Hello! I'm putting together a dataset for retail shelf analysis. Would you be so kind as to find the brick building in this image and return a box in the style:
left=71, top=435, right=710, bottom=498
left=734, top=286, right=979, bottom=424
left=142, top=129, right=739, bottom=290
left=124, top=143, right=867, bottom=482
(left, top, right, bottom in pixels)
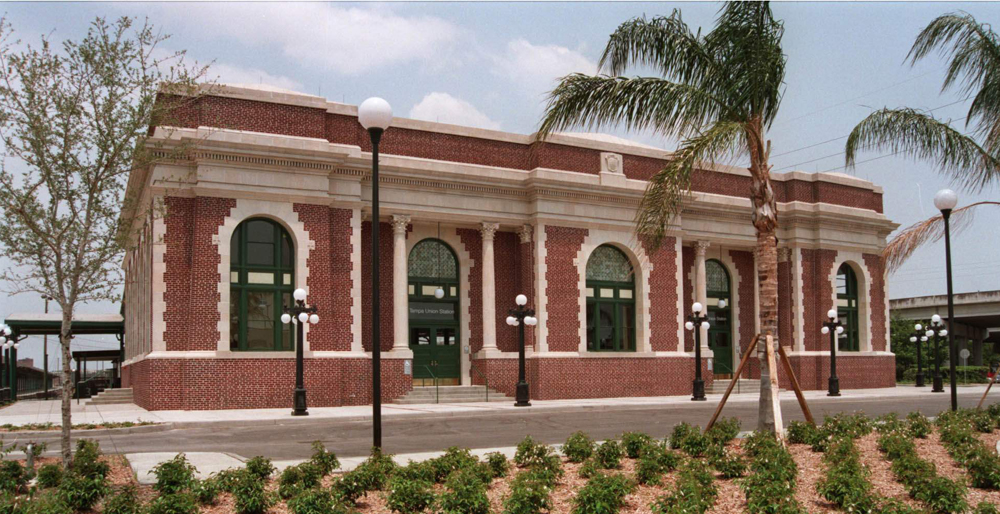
left=120, top=84, right=898, bottom=410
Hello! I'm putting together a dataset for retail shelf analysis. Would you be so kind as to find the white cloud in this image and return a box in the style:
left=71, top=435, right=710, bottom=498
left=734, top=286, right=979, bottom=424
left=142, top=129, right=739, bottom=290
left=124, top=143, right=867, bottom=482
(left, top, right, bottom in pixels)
left=207, top=62, right=304, bottom=93
left=491, top=39, right=597, bottom=98
left=160, top=4, right=460, bottom=76
left=408, top=93, right=501, bottom=131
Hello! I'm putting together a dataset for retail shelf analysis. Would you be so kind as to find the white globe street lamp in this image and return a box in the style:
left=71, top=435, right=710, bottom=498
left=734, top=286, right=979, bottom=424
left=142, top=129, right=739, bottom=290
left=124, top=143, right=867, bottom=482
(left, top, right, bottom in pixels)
left=935, top=188, right=960, bottom=410
left=687, top=302, right=709, bottom=401
left=281, top=287, right=318, bottom=416
left=822, top=307, right=842, bottom=396
left=508, top=294, right=535, bottom=407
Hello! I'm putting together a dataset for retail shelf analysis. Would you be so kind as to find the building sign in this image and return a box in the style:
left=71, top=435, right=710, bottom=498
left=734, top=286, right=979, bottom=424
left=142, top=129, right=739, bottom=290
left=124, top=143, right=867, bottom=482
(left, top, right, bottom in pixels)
left=410, top=302, right=457, bottom=321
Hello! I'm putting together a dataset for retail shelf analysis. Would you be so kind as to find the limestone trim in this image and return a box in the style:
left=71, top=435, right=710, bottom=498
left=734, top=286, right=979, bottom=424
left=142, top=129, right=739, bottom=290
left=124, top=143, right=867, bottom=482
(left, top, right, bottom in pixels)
left=350, top=209, right=363, bottom=352
left=215, top=198, right=312, bottom=353
left=480, top=222, right=500, bottom=353
left=792, top=247, right=806, bottom=352
left=828, top=250, right=874, bottom=353
left=406, top=223, right=473, bottom=386
left=693, top=241, right=710, bottom=349
left=674, top=237, right=685, bottom=352
left=576, top=231, right=652, bottom=354
left=392, top=214, right=412, bottom=352
left=518, top=224, right=533, bottom=244
left=151, top=207, right=167, bottom=353
left=535, top=223, right=549, bottom=353
left=785, top=350, right=895, bottom=358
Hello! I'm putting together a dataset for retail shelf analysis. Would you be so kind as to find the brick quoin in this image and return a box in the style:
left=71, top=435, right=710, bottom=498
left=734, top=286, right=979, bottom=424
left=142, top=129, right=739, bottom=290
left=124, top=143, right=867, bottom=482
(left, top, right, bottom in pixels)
left=544, top=226, right=588, bottom=352
left=801, top=249, right=838, bottom=352
left=778, top=256, right=793, bottom=347
left=457, top=228, right=484, bottom=353
left=682, top=246, right=694, bottom=352
left=518, top=233, right=536, bottom=350
left=644, top=237, right=679, bottom=352
left=361, top=221, right=394, bottom=352
left=864, top=254, right=888, bottom=352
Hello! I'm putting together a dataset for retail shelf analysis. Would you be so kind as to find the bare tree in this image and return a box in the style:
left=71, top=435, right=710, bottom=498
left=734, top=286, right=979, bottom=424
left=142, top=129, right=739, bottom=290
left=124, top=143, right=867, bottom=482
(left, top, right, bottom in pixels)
left=0, top=16, right=207, bottom=466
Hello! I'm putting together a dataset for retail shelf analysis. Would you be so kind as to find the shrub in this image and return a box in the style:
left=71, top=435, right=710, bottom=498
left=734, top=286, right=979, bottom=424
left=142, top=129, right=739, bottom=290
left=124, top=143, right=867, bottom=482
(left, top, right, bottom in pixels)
left=288, top=488, right=350, bottom=514
left=430, top=447, right=479, bottom=483
left=385, top=476, right=435, bottom=513
left=102, top=485, right=141, bottom=514
left=244, top=456, right=276, bottom=481
left=593, top=440, right=623, bottom=469
left=231, top=470, right=273, bottom=514
left=875, top=413, right=906, bottom=434
left=815, top=438, right=876, bottom=513
left=437, top=468, right=490, bottom=514
left=146, top=493, right=199, bottom=514
left=822, top=411, right=873, bottom=439
left=572, top=473, right=635, bottom=514
left=578, top=459, right=599, bottom=480
left=740, top=431, right=805, bottom=514
left=70, top=439, right=109, bottom=478
left=278, top=462, right=323, bottom=499
left=975, top=501, right=1000, bottom=514
left=192, top=478, right=221, bottom=505
left=653, top=446, right=682, bottom=472
left=877, top=498, right=923, bottom=514
left=484, top=452, right=510, bottom=479
left=396, top=461, right=436, bottom=483
left=332, top=472, right=368, bottom=505
left=913, top=476, right=967, bottom=514
left=35, top=464, right=63, bottom=489
left=352, top=448, right=397, bottom=491
left=0, top=461, right=26, bottom=494
left=650, top=460, right=716, bottom=514
left=635, top=453, right=664, bottom=485
left=214, top=468, right=243, bottom=493
left=705, top=418, right=741, bottom=446
left=710, top=447, right=747, bottom=479
left=785, top=421, right=820, bottom=446
left=679, top=432, right=710, bottom=457
left=620, top=432, right=653, bottom=459
left=151, top=453, right=197, bottom=494
left=308, top=441, right=340, bottom=475
left=502, top=470, right=552, bottom=514
left=669, top=422, right=698, bottom=449
left=514, top=436, right=551, bottom=468
left=562, top=432, right=595, bottom=463
left=906, top=412, right=932, bottom=439
left=58, top=472, right=109, bottom=511
left=19, top=490, right=71, bottom=514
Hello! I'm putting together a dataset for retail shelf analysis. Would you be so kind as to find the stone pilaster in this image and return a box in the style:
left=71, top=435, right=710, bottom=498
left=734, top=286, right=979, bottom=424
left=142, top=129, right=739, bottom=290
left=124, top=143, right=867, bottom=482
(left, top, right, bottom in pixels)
left=480, top=223, right=500, bottom=352
left=694, top=241, right=710, bottom=349
left=391, top=215, right=410, bottom=352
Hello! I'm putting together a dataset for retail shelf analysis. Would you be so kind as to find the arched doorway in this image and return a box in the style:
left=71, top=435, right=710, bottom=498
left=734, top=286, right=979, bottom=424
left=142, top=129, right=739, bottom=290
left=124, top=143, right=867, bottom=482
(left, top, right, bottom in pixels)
left=585, top=245, right=636, bottom=352
left=706, top=259, right=733, bottom=377
left=836, top=263, right=860, bottom=352
left=408, top=239, right=461, bottom=385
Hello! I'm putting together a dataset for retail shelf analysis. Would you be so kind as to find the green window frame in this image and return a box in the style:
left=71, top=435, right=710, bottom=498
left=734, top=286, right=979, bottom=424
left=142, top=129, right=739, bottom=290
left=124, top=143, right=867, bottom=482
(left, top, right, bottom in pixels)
left=229, top=218, right=295, bottom=351
left=836, top=263, right=860, bottom=352
left=408, top=238, right=460, bottom=299
left=585, top=245, right=635, bottom=352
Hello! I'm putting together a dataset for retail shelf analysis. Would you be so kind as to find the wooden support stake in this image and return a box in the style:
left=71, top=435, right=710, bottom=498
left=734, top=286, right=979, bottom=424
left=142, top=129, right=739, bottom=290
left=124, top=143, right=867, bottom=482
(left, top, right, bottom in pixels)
left=706, top=334, right=760, bottom=432
left=977, top=376, right=996, bottom=410
left=764, top=333, right=784, bottom=439
left=777, top=343, right=815, bottom=425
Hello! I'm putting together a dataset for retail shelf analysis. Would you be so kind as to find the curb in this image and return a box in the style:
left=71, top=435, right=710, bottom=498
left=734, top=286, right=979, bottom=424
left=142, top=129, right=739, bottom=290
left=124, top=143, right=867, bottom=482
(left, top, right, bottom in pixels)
left=0, top=423, right=172, bottom=438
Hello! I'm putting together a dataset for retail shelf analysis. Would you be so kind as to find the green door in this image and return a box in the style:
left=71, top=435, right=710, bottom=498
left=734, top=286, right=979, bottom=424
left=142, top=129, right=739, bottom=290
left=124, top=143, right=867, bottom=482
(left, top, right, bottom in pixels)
left=410, top=325, right=460, bottom=380
left=408, top=238, right=461, bottom=384
left=705, top=259, right=734, bottom=377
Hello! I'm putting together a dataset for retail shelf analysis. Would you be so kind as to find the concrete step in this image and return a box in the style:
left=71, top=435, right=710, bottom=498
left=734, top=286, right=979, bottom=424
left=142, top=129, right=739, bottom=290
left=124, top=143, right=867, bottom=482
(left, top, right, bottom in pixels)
left=707, top=379, right=762, bottom=395
left=394, top=386, right=511, bottom=404
left=87, top=388, right=133, bottom=405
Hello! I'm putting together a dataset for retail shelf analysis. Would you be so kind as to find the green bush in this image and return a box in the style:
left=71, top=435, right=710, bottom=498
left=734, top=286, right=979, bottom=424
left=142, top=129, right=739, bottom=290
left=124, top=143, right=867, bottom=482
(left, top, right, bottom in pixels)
left=593, top=440, right=623, bottom=469
left=784, top=421, right=820, bottom=446
left=102, top=485, right=141, bottom=514
left=0, top=461, right=26, bottom=494
left=231, top=470, right=273, bottom=514
left=350, top=448, right=397, bottom=491
left=634, top=454, right=664, bottom=485
left=620, top=432, right=653, bottom=459
left=331, top=472, right=368, bottom=505
left=484, top=452, right=510, bottom=479
left=192, top=478, right=221, bottom=505
left=288, top=488, right=349, bottom=514
left=437, top=468, right=490, bottom=514
left=740, top=431, right=805, bottom=514
left=278, top=462, right=323, bottom=499
left=705, top=418, right=741, bottom=446
left=514, top=436, right=552, bottom=468
left=70, top=439, right=109, bottom=478
left=669, top=422, right=697, bottom=450
left=821, top=411, right=873, bottom=439
left=815, top=438, right=877, bottom=513
left=679, top=432, right=710, bottom=457
left=572, top=473, right=635, bottom=514
left=502, top=470, right=552, bottom=514
left=385, top=476, right=435, bottom=513
left=906, top=412, right=932, bottom=439
left=429, top=447, right=479, bottom=483
left=19, top=490, right=72, bottom=514
left=578, top=459, right=599, bottom=480
left=876, top=498, right=923, bottom=514
left=562, top=432, right=595, bottom=463
left=913, top=476, right=968, bottom=514
left=395, top=461, right=436, bottom=484
left=650, top=460, right=717, bottom=514
left=35, top=464, right=63, bottom=489
left=710, top=447, right=746, bottom=479
left=975, top=501, right=1000, bottom=514
left=58, top=472, right=109, bottom=511
left=146, top=492, right=199, bottom=514
left=244, top=456, right=276, bottom=481
left=214, top=468, right=243, bottom=493
left=309, top=441, right=340, bottom=475
left=151, top=453, right=197, bottom=494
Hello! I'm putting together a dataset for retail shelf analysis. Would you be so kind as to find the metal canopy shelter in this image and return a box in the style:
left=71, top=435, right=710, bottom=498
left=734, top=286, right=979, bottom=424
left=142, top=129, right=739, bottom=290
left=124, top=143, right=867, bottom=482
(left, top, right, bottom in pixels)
left=1, top=312, right=123, bottom=402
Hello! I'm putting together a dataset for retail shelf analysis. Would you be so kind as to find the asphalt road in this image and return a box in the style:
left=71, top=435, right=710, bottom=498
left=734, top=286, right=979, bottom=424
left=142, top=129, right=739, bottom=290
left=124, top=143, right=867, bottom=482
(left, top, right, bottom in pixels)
left=12, top=391, right=986, bottom=460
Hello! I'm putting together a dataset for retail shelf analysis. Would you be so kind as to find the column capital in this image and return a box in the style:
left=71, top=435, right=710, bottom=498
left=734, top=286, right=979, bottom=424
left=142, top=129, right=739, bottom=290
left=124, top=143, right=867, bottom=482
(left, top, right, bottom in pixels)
left=480, top=222, right=500, bottom=241
left=391, top=214, right=410, bottom=235
left=777, top=247, right=792, bottom=262
left=518, top=224, right=533, bottom=244
left=693, top=240, right=710, bottom=256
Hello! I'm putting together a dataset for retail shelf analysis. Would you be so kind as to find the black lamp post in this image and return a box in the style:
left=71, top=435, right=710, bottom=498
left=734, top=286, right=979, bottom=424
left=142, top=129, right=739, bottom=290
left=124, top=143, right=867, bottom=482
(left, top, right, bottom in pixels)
left=685, top=302, right=709, bottom=401
left=821, top=308, right=842, bottom=397
left=925, top=315, right=948, bottom=393
left=934, top=188, right=959, bottom=410
left=505, top=294, right=537, bottom=407
left=281, top=287, right=318, bottom=416
left=910, top=323, right=926, bottom=387
left=359, top=97, right=393, bottom=449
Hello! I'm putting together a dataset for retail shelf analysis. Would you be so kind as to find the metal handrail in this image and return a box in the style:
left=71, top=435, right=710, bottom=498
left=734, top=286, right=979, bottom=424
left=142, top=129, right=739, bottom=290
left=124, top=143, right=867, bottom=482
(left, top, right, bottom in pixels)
left=469, top=363, right=489, bottom=403
left=421, top=365, right=439, bottom=404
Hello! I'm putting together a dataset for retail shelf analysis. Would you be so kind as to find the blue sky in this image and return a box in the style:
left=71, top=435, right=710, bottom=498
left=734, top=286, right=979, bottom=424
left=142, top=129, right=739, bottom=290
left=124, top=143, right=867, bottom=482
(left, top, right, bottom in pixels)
left=2, top=2, right=999, bottom=365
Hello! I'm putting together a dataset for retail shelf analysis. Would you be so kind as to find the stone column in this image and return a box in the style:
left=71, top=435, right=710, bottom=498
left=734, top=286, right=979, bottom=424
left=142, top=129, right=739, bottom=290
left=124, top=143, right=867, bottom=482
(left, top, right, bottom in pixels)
left=694, top=241, right=710, bottom=349
left=481, top=223, right=500, bottom=353
left=519, top=225, right=534, bottom=350
left=391, top=215, right=410, bottom=352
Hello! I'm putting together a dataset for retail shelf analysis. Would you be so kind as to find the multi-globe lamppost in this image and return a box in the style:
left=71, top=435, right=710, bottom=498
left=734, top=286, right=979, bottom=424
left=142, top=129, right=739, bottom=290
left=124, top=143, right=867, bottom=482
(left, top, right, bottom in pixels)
left=0, top=325, right=13, bottom=402
left=280, top=287, right=319, bottom=416
left=684, top=302, right=709, bottom=402
left=934, top=188, right=959, bottom=411
left=910, top=323, right=928, bottom=388
left=505, top=294, right=537, bottom=407
left=358, top=97, right=393, bottom=449
left=820, top=308, right=844, bottom=397
left=925, top=315, right=948, bottom=394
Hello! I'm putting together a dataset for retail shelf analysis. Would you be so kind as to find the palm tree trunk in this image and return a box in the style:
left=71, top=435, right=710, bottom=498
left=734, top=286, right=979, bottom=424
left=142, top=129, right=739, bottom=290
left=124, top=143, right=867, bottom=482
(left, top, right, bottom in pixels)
left=746, top=120, right=781, bottom=433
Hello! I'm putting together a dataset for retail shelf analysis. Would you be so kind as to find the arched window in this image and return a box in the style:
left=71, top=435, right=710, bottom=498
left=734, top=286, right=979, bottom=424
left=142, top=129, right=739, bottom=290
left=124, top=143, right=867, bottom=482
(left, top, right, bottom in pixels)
left=586, top=245, right=635, bottom=352
left=836, top=263, right=859, bottom=351
left=229, top=218, right=294, bottom=351
left=408, top=239, right=460, bottom=383
left=705, top=259, right=734, bottom=374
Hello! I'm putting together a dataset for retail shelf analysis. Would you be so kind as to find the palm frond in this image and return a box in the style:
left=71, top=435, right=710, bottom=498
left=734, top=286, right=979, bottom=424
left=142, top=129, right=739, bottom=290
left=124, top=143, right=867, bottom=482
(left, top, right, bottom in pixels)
left=635, top=120, right=746, bottom=249
left=845, top=107, right=1000, bottom=191
left=883, top=201, right=1000, bottom=272
left=598, top=11, right=721, bottom=91
left=537, top=74, right=736, bottom=141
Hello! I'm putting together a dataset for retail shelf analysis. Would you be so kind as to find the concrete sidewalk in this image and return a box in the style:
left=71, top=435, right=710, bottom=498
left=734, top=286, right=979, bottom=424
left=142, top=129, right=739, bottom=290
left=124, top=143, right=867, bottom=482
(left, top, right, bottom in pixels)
left=2, top=384, right=994, bottom=430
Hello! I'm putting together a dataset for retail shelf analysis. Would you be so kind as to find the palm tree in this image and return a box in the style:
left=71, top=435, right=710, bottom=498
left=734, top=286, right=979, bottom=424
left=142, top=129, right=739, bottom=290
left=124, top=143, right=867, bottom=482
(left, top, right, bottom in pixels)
left=538, top=2, right=787, bottom=432
left=846, top=12, right=1000, bottom=271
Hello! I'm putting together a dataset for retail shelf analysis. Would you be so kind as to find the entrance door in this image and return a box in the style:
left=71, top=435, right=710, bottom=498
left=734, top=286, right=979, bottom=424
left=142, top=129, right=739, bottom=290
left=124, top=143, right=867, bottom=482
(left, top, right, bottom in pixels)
left=410, top=325, right=460, bottom=382
left=707, top=321, right=733, bottom=376
left=705, top=259, right=733, bottom=377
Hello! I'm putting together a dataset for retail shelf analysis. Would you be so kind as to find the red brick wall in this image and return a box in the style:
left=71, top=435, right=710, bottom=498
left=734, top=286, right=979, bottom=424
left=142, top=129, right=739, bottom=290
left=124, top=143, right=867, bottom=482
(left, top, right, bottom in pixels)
left=645, top=237, right=679, bottom=352
left=778, top=256, right=792, bottom=347
left=682, top=246, right=694, bottom=352
left=458, top=228, right=484, bottom=353
left=292, top=205, right=354, bottom=351
left=518, top=233, right=536, bottom=350
left=864, top=254, right=888, bottom=352
left=544, top=226, right=588, bottom=352
left=801, top=249, right=838, bottom=352
left=530, top=357, right=710, bottom=400
left=168, top=94, right=326, bottom=139
left=494, top=231, right=520, bottom=353
left=125, top=357, right=411, bottom=410
left=730, top=250, right=756, bottom=378
left=361, top=221, right=394, bottom=352
left=784, top=354, right=896, bottom=390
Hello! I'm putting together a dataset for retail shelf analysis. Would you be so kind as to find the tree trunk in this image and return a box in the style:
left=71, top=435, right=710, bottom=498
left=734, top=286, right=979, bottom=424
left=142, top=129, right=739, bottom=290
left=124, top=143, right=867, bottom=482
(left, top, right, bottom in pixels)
left=60, top=309, right=73, bottom=467
left=746, top=119, right=781, bottom=433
